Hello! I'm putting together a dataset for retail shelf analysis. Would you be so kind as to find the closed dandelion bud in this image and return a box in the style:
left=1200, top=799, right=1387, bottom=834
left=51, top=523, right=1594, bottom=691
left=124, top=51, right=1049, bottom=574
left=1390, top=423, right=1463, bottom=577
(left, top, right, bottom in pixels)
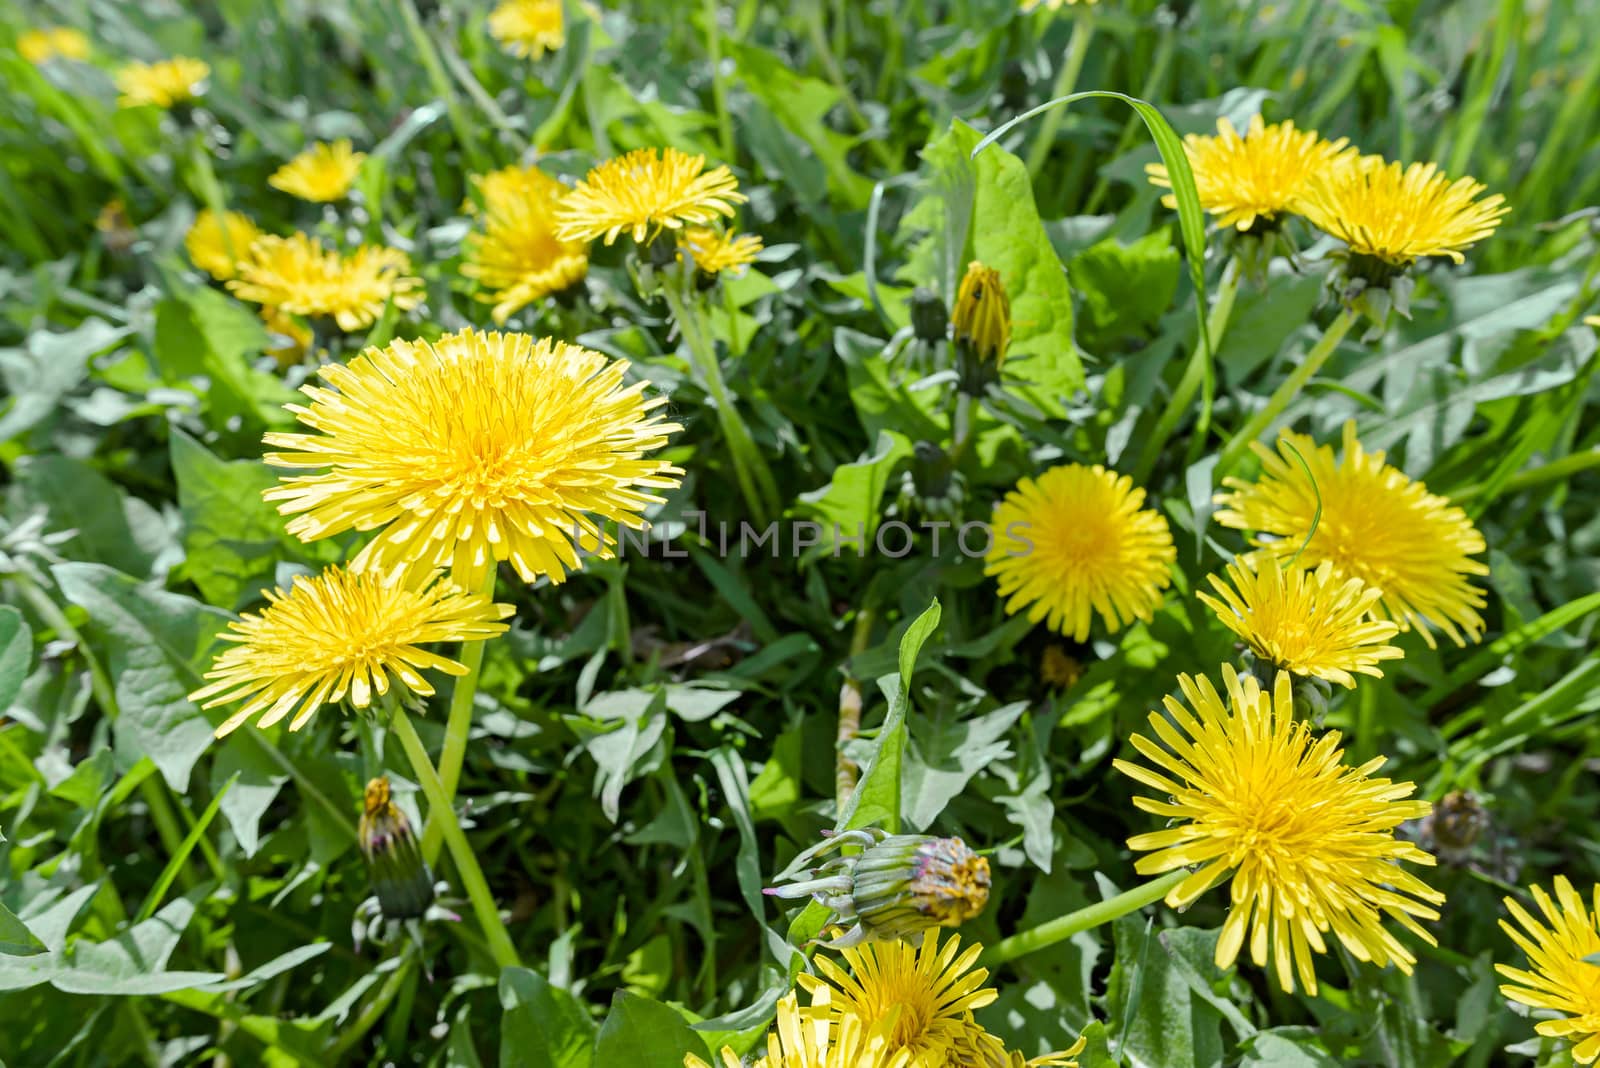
left=763, top=828, right=990, bottom=947
left=358, top=777, right=434, bottom=921
left=1419, top=790, right=1490, bottom=865
left=910, top=286, right=950, bottom=343
left=952, top=261, right=1011, bottom=394
left=1041, top=645, right=1084, bottom=691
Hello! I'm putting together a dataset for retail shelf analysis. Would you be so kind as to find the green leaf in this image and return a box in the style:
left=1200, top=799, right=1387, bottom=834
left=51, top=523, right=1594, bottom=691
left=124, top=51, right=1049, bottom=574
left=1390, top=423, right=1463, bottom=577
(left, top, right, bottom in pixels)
left=211, top=734, right=289, bottom=858
left=903, top=702, right=1025, bottom=831
left=837, top=599, right=943, bottom=834
left=0, top=605, right=32, bottom=712
left=1240, top=1028, right=1340, bottom=1067
left=52, top=562, right=231, bottom=792
left=499, top=967, right=597, bottom=1068
left=0, top=318, right=128, bottom=443
left=0, top=900, right=45, bottom=957
left=1070, top=231, right=1182, bottom=349
left=592, top=991, right=709, bottom=1068
left=1106, top=911, right=1225, bottom=1068
left=795, top=430, right=913, bottom=557
left=11, top=454, right=166, bottom=578
left=170, top=429, right=322, bottom=609
left=0, top=898, right=224, bottom=995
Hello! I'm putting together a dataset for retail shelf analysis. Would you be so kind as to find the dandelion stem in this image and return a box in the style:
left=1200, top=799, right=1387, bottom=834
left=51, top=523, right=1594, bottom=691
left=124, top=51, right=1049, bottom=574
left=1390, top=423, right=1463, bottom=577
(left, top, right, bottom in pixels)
left=421, top=569, right=498, bottom=867
left=391, top=704, right=522, bottom=971
left=980, top=869, right=1187, bottom=966
left=1133, top=257, right=1240, bottom=483
left=1217, top=307, right=1359, bottom=477
left=1025, top=10, right=1096, bottom=179
left=702, top=0, right=735, bottom=161
left=662, top=272, right=781, bottom=524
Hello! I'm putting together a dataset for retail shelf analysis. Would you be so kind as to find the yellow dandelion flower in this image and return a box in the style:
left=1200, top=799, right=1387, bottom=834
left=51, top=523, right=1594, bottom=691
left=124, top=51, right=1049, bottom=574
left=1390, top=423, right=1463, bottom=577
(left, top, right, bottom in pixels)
left=686, top=987, right=913, bottom=1068
left=1298, top=155, right=1508, bottom=266
left=1497, top=877, right=1600, bottom=1064
left=556, top=147, right=746, bottom=245
left=1114, top=665, right=1444, bottom=994
left=228, top=233, right=423, bottom=333
left=799, top=929, right=997, bottom=1063
left=677, top=226, right=763, bottom=275
left=986, top=464, right=1175, bottom=641
left=1022, top=0, right=1098, bottom=9
left=268, top=140, right=367, bottom=203
left=1146, top=114, right=1354, bottom=231
left=1214, top=421, right=1489, bottom=647
left=1198, top=556, right=1403, bottom=689
left=462, top=165, right=588, bottom=323
left=185, top=209, right=261, bottom=281
left=115, top=57, right=209, bottom=109
left=19, top=27, right=90, bottom=65
left=262, top=329, right=683, bottom=590
left=1585, top=315, right=1600, bottom=328
left=953, top=260, right=1011, bottom=366
left=487, top=0, right=564, bottom=60
left=188, top=564, right=512, bottom=737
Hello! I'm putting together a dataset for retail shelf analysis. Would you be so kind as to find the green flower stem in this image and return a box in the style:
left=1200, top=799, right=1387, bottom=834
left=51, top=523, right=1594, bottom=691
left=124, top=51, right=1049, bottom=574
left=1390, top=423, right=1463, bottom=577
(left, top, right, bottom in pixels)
left=327, top=945, right=416, bottom=1060
left=1025, top=10, right=1096, bottom=179
left=981, top=868, right=1187, bottom=966
left=391, top=704, right=522, bottom=971
left=662, top=275, right=781, bottom=524
left=1216, top=307, right=1359, bottom=477
left=1132, top=257, right=1241, bottom=484
left=801, top=6, right=895, bottom=171
left=421, top=568, right=498, bottom=867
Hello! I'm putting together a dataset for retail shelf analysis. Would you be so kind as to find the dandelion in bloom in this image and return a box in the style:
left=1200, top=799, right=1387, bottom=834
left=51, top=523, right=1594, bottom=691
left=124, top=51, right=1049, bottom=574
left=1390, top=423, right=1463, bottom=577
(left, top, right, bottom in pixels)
left=115, top=57, right=209, bottom=108
left=1585, top=315, right=1600, bottom=328
left=18, top=27, right=90, bottom=66
left=1198, top=555, right=1403, bottom=689
left=462, top=164, right=588, bottom=323
left=268, top=140, right=367, bottom=203
left=1214, top=421, right=1489, bottom=646
left=228, top=232, right=422, bottom=333
left=684, top=987, right=911, bottom=1068
left=677, top=226, right=763, bottom=276
left=1022, top=0, right=1098, bottom=9
left=263, top=329, right=683, bottom=590
left=188, top=564, right=512, bottom=737
left=261, top=306, right=314, bottom=367
left=1298, top=155, right=1508, bottom=267
left=185, top=209, right=261, bottom=281
left=1114, top=665, right=1444, bottom=994
left=986, top=464, right=1175, bottom=641
left=1497, top=876, right=1600, bottom=1064
left=487, top=0, right=564, bottom=60
left=556, top=147, right=745, bottom=246
left=1147, top=114, right=1354, bottom=232
left=801, top=930, right=1086, bottom=1068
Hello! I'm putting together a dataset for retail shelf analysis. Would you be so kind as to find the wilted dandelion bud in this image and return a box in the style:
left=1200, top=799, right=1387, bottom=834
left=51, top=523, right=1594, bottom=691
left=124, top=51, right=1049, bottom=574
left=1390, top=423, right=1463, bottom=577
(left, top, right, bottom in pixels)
left=1041, top=645, right=1084, bottom=691
left=952, top=261, right=1011, bottom=394
left=1419, top=790, right=1490, bottom=865
left=910, top=286, right=950, bottom=343
left=358, top=777, right=434, bottom=921
left=763, top=828, right=990, bottom=946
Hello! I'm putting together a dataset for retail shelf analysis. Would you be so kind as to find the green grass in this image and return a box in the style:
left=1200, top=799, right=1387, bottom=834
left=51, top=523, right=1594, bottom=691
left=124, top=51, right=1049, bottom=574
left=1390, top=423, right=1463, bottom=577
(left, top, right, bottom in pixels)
left=2, top=0, right=1599, bottom=1065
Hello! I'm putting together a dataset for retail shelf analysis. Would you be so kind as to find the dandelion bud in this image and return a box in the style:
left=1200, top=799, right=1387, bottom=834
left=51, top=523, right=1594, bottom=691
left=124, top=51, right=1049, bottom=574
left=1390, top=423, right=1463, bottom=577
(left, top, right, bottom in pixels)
left=952, top=262, right=1011, bottom=393
left=1418, top=790, right=1489, bottom=865
left=358, top=777, right=434, bottom=921
left=909, top=286, right=949, bottom=343
left=764, top=828, right=990, bottom=947
left=1041, top=645, right=1084, bottom=691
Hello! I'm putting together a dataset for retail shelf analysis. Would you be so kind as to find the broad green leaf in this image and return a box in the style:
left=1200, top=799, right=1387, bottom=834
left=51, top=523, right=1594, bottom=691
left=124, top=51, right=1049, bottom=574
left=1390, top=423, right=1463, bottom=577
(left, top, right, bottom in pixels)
left=11, top=455, right=166, bottom=579
left=211, top=734, right=289, bottom=858
left=0, top=318, right=128, bottom=443
left=1240, top=1029, right=1340, bottom=1067
left=500, top=967, right=597, bottom=1068
left=170, top=429, right=327, bottom=609
left=52, top=562, right=231, bottom=792
left=592, top=991, right=709, bottom=1068
left=0, top=900, right=45, bottom=957
left=1070, top=230, right=1181, bottom=349
left=0, top=605, right=32, bottom=712
left=1106, top=911, right=1225, bottom=1068
left=0, top=898, right=224, bottom=995
left=903, top=702, right=1025, bottom=831
left=795, top=430, right=913, bottom=557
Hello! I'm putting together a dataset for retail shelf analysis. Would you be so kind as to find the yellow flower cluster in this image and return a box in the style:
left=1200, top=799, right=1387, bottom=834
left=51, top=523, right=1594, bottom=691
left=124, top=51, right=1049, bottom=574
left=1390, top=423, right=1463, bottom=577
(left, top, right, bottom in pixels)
left=462, top=164, right=589, bottom=322
left=688, top=931, right=1086, bottom=1068
left=1149, top=113, right=1508, bottom=268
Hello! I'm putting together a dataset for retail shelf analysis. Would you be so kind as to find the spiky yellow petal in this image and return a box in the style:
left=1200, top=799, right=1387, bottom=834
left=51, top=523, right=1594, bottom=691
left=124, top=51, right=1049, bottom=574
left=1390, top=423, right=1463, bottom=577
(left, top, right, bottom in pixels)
left=1497, top=877, right=1600, bottom=1065
left=487, top=0, right=564, bottom=59
left=555, top=148, right=745, bottom=245
left=115, top=57, right=209, bottom=108
left=677, top=226, right=763, bottom=276
left=1298, top=155, right=1508, bottom=266
left=269, top=140, right=367, bottom=203
left=227, top=233, right=422, bottom=333
left=185, top=209, right=261, bottom=282
left=462, top=164, right=589, bottom=323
